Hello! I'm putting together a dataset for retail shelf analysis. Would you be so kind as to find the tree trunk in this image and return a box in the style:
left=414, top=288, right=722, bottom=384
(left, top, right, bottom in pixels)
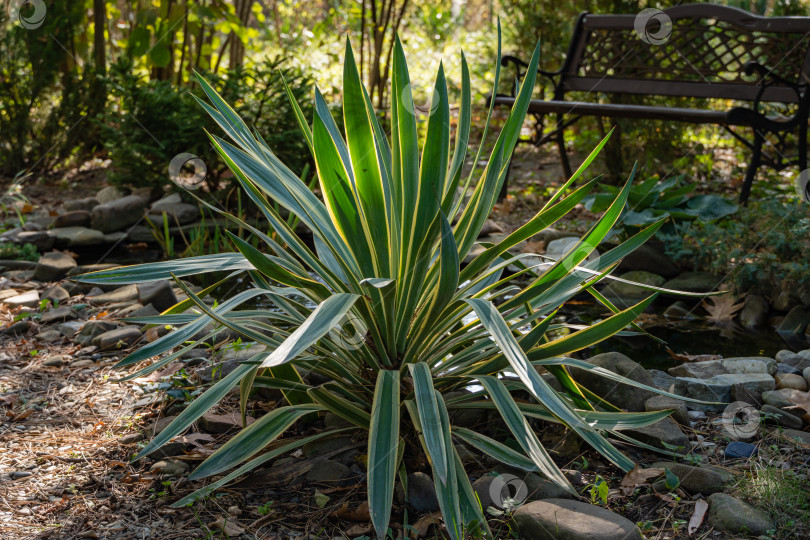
left=228, top=0, right=252, bottom=69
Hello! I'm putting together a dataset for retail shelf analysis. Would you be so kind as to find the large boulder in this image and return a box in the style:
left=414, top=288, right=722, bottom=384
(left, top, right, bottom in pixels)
left=50, top=227, right=105, bottom=248
left=569, top=352, right=655, bottom=411
left=514, top=499, right=642, bottom=540
left=137, top=280, right=178, bottom=312
left=91, top=194, right=147, bottom=233
left=624, top=417, right=689, bottom=451
left=600, top=270, right=665, bottom=305
left=650, top=462, right=726, bottom=494
left=669, top=357, right=775, bottom=378
left=32, top=252, right=76, bottom=282
left=53, top=210, right=91, bottom=228
left=616, top=242, right=679, bottom=277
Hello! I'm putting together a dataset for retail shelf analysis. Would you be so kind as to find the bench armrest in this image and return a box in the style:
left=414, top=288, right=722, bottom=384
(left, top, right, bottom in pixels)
left=743, top=61, right=803, bottom=90
left=500, top=55, right=562, bottom=98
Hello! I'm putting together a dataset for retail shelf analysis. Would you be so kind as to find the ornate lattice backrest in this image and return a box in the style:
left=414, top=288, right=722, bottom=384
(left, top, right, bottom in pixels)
left=562, top=4, right=810, bottom=103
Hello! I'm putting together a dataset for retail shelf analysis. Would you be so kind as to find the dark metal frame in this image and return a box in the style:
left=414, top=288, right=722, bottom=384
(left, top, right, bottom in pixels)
left=492, top=3, right=810, bottom=203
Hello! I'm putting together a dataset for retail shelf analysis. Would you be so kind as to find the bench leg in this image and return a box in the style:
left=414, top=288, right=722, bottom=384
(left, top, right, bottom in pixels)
left=739, top=130, right=763, bottom=204
left=556, top=113, right=572, bottom=179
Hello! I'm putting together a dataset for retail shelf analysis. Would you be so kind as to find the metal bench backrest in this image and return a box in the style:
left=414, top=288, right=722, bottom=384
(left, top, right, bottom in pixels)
left=560, top=3, right=810, bottom=104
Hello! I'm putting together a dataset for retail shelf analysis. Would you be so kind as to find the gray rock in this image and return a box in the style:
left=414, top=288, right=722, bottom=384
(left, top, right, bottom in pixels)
left=492, top=465, right=574, bottom=500
left=761, top=389, right=807, bottom=417
left=42, top=285, right=69, bottom=304
left=2, top=320, right=31, bottom=335
left=804, top=366, right=810, bottom=387
left=663, top=272, right=720, bottom=294
left=127, top=303, right=159, bottom=319
left=569, top=352, right=656, bottom=412
left=651, top=461, right=726, bottom=494
left=50, top=227, right=105, bottom=248
left=305, top=461, right=352, bottom=484
left=302, top=435, right=353, bottom=458
left=777, top=362, right=802, bottom=375
left=103, top=231, right=128, bottom=244
left=545, top=237, right=580, bottom=261
left=473, top=475, right=508, bottom=510
left=740, top=294, right=769, bottom=329
left=96, top=186, right=126, bottom=204
left=40, top=306, right=78, bottom=324
left=88, top=284, right=139, bottom=305
left=36, top=329, right=63, bottom=341
left=198, top=412, right=253, bottom=434
left=15, top=230, right=54, bottom=251
left=0, top=289, right=20, bottom=301
left=74, top=320, right=118, bottom=345
left=778, top=305, right=810, bottom=335
left=514, top=499, right=642, bottom=540
left=668, top=361, right=728, bottom=379
left=149, top=459, right=189, bottom=477
left=645, top=395, right=689, bottom=425
left=150, top=193, right=182, bottom=211
left=91, top=195, right=147, bottom=233
left=93, top=326, right=141, bottom=349
left=648, top=369, right=676, bottom=391
left=760, top=404, right=804, bottom=429
left=663, top=301, right=692, bottom=319
left=3, top=291, right=40, bottom=308
left=773, top=289, right=800, bottom=312
left=137, top=280, right=178, bottom=312
left=149, top=415, right=179, bottom=436
left=531, top=227, right=579, bottom=245
left=774, top=372, right=808, bottom=391
left=781, top=428, right=810, bottom=445
left=625, top=417, right=689, bottom=451
left=601, top=270, right=665, bottom=304
left=127, top=225, right=154, bottom=243
left=54, top=210, right=91, bottom=228
left=63, top=197, right=99, bottom=212
left=32, top=252, right=76, bottom=282
left=42, top=355, right=68, bottom=367
left=119, top=433, right=144, bottom=444
left=66, top=263, right=118, bottom=278
left=148, top=203, right=200, bottom=226
left=616, top=243, right=679, bottom=278
left=674, top=373, right=775, bottom=412
left=56, top=321, right=83, bottom=336
left=707, top=493, right=774, bottom=535
left=407, top=472, right=439, bottom=513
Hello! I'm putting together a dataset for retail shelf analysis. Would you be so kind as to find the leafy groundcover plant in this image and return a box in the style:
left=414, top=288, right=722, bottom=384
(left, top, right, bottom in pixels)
left=79, top=30, right=703, bottom=538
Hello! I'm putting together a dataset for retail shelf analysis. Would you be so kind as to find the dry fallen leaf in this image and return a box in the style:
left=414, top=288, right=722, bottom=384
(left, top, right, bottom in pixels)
left=619, top=465, right=664, bottom=496
left=688, top=499, right=708, bottom=535
left=332, top=500, right=371, bottom=521
left=703, top=294, right=745, bottom=323
left=210, top=517, right=245, bottom=537
left=345, top=523, right=373, bottom=536
left=408, top=513, right=443, bottom=539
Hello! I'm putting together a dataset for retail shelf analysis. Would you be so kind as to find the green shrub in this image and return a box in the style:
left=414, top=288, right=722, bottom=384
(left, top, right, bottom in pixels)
left=79, top=32, right=696, bottom=537
left=0, top=2, right=95, bottom=176
left=100, top=56, right=314, bottom=189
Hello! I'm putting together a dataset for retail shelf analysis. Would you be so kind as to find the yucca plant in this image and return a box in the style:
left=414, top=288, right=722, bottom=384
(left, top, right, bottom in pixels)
left=79, top=29, right=703, bottom=538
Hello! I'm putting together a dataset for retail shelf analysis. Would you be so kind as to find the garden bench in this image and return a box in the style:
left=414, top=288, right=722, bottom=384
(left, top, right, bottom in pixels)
left=492, top=3, right=810, bottom=202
